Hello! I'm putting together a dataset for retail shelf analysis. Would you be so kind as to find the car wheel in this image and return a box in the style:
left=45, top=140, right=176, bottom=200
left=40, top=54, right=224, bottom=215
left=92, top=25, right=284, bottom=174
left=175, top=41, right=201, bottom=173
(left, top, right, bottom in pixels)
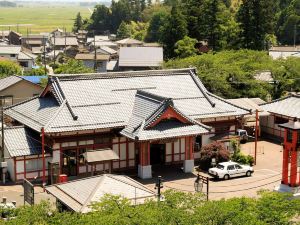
left=246, top=171, right=252, bottom=177
left=223, top=174, right=230, bottom=180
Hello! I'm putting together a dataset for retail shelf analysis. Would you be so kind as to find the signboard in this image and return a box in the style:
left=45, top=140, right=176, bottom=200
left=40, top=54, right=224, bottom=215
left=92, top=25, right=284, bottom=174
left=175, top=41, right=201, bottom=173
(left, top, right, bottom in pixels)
left=23, top=179, right=34, bottom=205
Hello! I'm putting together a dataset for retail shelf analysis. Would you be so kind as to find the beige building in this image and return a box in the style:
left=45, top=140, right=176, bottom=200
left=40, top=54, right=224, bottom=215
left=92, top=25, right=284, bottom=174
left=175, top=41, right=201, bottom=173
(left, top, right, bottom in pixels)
left=0, top=76, right=43, bottom=106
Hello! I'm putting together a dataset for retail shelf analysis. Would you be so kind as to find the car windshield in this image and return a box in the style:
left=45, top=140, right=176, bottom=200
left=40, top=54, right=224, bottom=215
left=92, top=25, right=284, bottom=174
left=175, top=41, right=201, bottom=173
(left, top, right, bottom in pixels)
left=216, top=164, right=224, bottom=170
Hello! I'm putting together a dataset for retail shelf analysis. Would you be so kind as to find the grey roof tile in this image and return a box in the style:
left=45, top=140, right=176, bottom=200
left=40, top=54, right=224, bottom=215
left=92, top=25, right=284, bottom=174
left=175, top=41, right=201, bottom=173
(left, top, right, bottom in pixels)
left=0, top=76, right=22, bottom=91
left=1, top=126, right=42, bottom=157
left=5, top=68, right=250, bottom=134
left=260, top=95, right=300, bottom=119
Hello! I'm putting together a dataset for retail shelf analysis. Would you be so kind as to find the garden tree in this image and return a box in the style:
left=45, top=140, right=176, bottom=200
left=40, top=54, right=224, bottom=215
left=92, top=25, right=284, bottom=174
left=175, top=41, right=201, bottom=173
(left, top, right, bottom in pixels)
left=141, top=0, right=146, bottom=11
left=161, top=5, right=188, bottom=58
left=129, top=21, right=149, bottom=40
left=145, top=9, right=170, bottom=42
left=73, top=12, right=83, bottom=33
left=110, top=0, right=133, bottom=32
left=174, top=36, right=198, bottom=58
left=277, top=0, right=300, bottom=45
left=54, top=59, right=94, bottom=74
left=0, top=60, right=21, bottom=77
left=164, top=50, right=295, bottom=99
left=88, top=4, right=111, bottom=33
left=4, top=191, right=300, bottom=224
left=116, top=21, right=131, bottom=39
left=237, top=0, right=279, bottom=50
left=147, top=0, right=152, bottom=6
left=199, top=141, right=230, bottom=170
left=23, top=67, right=47, bottom=76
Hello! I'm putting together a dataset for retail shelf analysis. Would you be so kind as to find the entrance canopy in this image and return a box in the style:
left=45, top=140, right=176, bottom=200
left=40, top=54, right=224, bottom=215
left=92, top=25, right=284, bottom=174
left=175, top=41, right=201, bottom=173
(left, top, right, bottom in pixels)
left=84, top=149, right=119, bottom=163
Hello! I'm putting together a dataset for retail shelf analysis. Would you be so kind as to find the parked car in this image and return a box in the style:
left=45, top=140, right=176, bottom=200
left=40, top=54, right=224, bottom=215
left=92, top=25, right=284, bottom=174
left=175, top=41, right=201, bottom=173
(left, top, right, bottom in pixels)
left=208, top=161, right=254, bottom=180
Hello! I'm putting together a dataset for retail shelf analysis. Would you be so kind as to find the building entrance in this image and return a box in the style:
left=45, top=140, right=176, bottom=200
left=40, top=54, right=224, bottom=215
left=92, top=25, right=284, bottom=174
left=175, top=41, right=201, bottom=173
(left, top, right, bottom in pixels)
left=150, top=144, right=165, bottom=165
left=62, top=149, right=77, bottom=176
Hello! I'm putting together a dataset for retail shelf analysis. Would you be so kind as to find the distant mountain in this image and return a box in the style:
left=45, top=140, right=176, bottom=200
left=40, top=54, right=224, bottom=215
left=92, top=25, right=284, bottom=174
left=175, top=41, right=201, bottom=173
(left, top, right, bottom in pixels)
left=0, top=1, right=17, bottom=7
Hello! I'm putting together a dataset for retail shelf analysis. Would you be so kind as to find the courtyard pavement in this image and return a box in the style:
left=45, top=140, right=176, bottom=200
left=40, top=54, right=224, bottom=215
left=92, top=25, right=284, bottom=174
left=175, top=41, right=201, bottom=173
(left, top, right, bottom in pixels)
left=138, top=140, right=283, bottom=200
left=0, top=140, right=284, bottom=207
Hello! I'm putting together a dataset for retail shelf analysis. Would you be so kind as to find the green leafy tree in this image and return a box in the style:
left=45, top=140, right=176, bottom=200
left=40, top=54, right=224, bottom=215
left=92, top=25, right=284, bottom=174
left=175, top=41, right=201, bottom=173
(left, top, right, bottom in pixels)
left=73, top=12, right=83, bottom=33
left=54, top=59, right=94, bottom=74
left=237, top=0, right=279, bottom=50
left=174, top=36, right=198, bottom=58
left=145, top=9, right=169, bottom=42
left=141, top=0, right=146, bottom=11
left=88, top=4, right=111, bottom=33
left=0, top=60, right=22, bottom=77
left=161, top=5, right=188, bottom=58
left=116, top=21, right=132, bottom=39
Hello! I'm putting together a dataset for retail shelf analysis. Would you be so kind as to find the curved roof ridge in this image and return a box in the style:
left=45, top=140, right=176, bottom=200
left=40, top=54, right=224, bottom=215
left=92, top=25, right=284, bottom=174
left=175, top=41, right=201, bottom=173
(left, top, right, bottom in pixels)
left=54, top=77, right=78, bottom=121
left=207, top=92, right=252, bottom=114
left=259, top=94, right=296, bottom=106
left=189, top=70, right=216, bottom=108
left=50, top=68, right=195, bottom=80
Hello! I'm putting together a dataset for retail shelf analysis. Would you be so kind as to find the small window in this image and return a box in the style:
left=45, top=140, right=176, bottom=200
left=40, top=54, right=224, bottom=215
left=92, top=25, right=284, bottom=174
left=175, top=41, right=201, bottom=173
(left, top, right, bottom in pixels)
left=235, top=164, right=242, bottom=169
left=10, top=54, right=16, bottom=57
left=274, top=116, right=289, bottom=125
left=227, top=165, right=235, bottom=170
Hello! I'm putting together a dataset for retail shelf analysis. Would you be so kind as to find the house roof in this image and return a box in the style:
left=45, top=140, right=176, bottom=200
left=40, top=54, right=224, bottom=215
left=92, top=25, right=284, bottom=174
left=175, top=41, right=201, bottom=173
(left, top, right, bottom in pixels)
left=51, top=37, right=78, bottom=46
left=116, top=38, right=143, bottom=45
left=0, top=76, right=22, bottom=91
left=1, top=126, right=42, bottom=157
left=5, top=68, right=250, bottom=134
left=269, top=46, right=300, bottom=52
left=46, top=174, right=156, bottom=213
left=227, top=98, right=269, bottom=117
left=260, top=94, right=300, bottom=119
left=0, top=46, right=21, bottom=55
left=119, top=47, right=163, bottom=68
left=75, top=53, right=110, bottom=61
left=99, top=46, right=117, bottom=55
left=20, top=76, right=47, bottom=84
left=254, top=71, right=274, bottom=83
left=90, top=41, right=117, bottom=47
left=18, top=51, right=37, bottom=60
left=120, top=90, right=210, bottom=141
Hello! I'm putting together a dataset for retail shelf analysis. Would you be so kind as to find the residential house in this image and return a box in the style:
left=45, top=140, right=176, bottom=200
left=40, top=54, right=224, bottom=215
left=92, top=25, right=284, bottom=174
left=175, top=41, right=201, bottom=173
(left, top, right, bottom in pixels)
left=3, top=68, right=249, bottom=182
left=0, top=31, right=10, bottom=40
left=118, top=47, right=163, bottom=71
left=116, top=38, right=143, bottom=48
left=260, top=94, right=300, bottom=141
left=21, top=35, right=47, bottom=50
left=76, top=30, right=88, bottom=44
left=269, top=46, right=300, bottom=59
left=0, top=46, right=37, bottom=70
left=0, top=75, right=43, bottom=106
left=8, top=31, right=22, bottom=45
left=51, top=28, right=64, bottom=38
left=75, top=53, right=110, bottom=72
left=50, top=37, right=78, bottom=51
left=46, top=174, right=156, bottom=212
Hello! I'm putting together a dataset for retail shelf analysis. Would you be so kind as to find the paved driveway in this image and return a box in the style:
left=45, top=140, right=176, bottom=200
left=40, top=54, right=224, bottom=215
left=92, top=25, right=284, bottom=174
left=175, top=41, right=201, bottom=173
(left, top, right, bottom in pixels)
left=139, top=140, right=283, bottom=200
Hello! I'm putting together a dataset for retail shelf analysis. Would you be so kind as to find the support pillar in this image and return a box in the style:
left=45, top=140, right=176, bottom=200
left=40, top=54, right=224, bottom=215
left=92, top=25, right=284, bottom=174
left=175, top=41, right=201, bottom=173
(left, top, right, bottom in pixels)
left=138, top=142, right=152, bottom=179
left=183, top=136, right=194, bottom=173
left=282, top=148, right=289, bottom=185
left=290, top=150, right=298, bottom=187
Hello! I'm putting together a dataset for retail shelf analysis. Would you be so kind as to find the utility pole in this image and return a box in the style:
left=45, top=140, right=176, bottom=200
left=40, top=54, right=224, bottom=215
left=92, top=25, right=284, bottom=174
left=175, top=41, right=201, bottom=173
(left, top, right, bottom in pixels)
left=64, top=27, right=67, bottom=54
left=41, top=127, right=46, bottom=187
left=254, top=109, right=259, bottom=165
left=155, top=176, right=163, bottom=202
left=43, top=36, right=47, bottom=75
left=93, top=31, right=97, bottom=72
left=53, top=34, right=56, bottom=66
left=294, top=25, right=297, bottom=48
left=1, top=104, right=4, bottom=162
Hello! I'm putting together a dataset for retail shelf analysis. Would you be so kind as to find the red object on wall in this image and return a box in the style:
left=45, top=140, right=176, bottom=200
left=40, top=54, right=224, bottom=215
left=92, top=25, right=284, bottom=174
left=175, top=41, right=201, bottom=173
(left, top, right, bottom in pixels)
left=58, top=174, right=68, bottom=183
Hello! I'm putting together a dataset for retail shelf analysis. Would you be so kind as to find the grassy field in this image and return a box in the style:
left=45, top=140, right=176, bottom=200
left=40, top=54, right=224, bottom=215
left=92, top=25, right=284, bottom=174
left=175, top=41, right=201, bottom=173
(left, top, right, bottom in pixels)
left=0, top=6, right=91, bottom=34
